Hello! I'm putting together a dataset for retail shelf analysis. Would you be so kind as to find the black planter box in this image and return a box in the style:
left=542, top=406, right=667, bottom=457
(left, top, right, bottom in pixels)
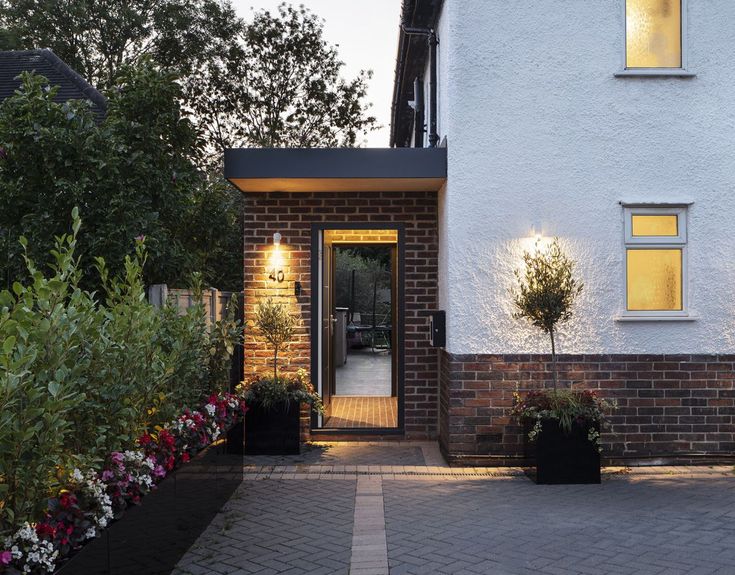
left=244, top=400, right=301, bottom=455
left=529, top=419, right=601, bottom=485
left=54, top=442, right=242, bottom=575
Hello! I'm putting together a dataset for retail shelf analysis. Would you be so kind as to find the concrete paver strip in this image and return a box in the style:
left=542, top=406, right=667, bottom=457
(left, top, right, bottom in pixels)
left=350, top=477, right=389, bottom=575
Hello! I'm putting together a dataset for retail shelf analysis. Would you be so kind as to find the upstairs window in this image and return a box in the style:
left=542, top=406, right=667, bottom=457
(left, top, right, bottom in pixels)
left=625, top=0, right=684, bottom=70
left=624, top=206, right=688, bottom=316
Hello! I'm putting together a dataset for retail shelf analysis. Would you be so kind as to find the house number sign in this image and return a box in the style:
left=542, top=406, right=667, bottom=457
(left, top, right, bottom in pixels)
left=269, top=269, right=285, bottom=283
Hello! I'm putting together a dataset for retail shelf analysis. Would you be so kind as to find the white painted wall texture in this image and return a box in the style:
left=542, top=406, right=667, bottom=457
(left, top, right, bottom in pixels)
left=436, top=0, right=735, bottom=355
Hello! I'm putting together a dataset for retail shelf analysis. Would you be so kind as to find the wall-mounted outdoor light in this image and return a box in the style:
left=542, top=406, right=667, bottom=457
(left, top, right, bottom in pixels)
left=531, top=220, right=542, bottom=241
left=268, top=232, right=285, bottom=283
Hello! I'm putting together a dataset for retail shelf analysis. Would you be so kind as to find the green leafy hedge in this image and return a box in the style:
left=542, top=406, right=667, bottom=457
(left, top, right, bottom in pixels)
left=0, top=209, right=241, bottom=536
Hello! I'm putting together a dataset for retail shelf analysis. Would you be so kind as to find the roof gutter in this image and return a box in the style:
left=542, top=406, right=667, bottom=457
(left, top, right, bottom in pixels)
left=390, top=0, right=443, bottom=148
left=390, top=0, right=415, bottom=147
left=401, top=25, right=438, bottom=147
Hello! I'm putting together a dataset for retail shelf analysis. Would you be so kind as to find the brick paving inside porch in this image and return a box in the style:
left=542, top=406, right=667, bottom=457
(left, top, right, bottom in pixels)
left=325, top=397, right=398, bottom=429
left=173, top=442, right=735, bottom=575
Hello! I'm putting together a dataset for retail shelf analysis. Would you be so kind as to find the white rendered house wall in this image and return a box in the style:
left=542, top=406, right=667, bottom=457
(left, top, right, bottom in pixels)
left=438, top=0, right=735, bottom=355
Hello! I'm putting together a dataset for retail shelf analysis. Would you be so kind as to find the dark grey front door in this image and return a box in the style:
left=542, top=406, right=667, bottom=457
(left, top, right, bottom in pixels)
left=321, top=240, right=334, bottom=415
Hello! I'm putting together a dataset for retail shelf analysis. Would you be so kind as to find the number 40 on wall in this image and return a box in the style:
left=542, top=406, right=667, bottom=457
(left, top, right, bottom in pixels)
left=269, top=268, right=285, bottom=283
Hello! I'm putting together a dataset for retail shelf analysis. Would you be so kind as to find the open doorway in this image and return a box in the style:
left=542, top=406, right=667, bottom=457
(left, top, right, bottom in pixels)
left=315, top=228, right=400, bottom=430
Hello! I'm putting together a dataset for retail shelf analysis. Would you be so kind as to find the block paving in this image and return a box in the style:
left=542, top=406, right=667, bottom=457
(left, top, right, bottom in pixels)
left=174, top=442, right=735, bottom=575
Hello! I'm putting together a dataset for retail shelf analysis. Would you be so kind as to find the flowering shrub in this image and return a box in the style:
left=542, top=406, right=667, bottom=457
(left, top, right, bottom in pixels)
left=101, top=451, right=156, bottom=513
left=0, top=213, right=242, bottom=538
left=511, top=389, right=615, bottom=451
left=1, top=523, right=57, bottom=575
left=0, top=392, right=247, bottom=574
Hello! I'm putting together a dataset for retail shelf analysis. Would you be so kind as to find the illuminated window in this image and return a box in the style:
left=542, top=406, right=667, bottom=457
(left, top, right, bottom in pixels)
left=625, top=0, right=684, bottom=70
left=624, top=206, right=687, bottom=315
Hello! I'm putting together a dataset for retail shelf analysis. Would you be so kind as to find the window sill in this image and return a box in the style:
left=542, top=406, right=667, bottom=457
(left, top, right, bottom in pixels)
left=615, top=314, right=699, bottom=322
left=614, top=69, right=696, bottom=78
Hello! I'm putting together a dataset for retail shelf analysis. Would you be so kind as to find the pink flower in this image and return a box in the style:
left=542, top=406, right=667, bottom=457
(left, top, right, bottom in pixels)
left=1, top=551, right=12, bottom=565
left=153, top=465, right=166, bottom=479
left=101, top=469, right=114, bottom=482
left=110, top=452, right=124, bottom=465
left=135, top=234, right=146, bottom=242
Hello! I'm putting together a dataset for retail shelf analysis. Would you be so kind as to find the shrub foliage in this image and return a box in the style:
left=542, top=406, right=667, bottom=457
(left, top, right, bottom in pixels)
left=0, top=210, right=241, bottom=536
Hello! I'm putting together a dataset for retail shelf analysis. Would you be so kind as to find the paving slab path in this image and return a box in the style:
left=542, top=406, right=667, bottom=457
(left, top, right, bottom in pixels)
left=173, top=442, right=735, bottom=575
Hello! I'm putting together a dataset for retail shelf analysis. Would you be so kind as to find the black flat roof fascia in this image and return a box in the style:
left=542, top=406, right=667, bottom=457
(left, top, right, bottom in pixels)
left=224, top=147, right=446, bottom=180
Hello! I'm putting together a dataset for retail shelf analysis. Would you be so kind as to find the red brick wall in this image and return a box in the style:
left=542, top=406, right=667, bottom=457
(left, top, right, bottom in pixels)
left=243, top=191, right=439, bottom=439
left=440, top=351, right=735, bottom=464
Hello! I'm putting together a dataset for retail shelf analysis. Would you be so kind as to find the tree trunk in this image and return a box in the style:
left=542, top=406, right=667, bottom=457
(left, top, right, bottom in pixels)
left=550, top=328, right=558, bottom=390
left=273, top=345, right=278, bottom=381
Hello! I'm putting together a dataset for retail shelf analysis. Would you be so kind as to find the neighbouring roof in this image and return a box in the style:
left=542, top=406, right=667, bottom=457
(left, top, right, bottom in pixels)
left=0, top=49, right=107, bottom=115
left=224, top=147, right=447, bottom=193
left=390, top=0, right=444, bottom=148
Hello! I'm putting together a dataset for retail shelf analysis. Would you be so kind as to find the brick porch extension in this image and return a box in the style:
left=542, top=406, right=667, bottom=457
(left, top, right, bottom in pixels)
left=243, top=191, right=439, bottom=439
left=440, top=352, right=735, bottom=465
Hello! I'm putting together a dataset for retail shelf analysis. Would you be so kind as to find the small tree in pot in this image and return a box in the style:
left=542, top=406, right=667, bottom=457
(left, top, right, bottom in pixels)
left=510, top=238, right=612, bottom=484
left=511, top=238, right=582, bottom=389
left=255, top=297, right=295, bottom=381
left=238, top=298, right=322, bottom=454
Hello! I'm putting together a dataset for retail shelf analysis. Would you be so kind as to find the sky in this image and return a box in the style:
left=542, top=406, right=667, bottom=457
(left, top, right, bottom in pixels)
left=230, top=0, right=402, bottom=148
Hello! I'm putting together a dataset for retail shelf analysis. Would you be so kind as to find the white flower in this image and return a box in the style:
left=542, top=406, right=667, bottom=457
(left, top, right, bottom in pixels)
left=71, top=468, right=84, bottom=482
left=84, top=527, right=97, bottom=540
left=204, top=403, right=216, bottom=416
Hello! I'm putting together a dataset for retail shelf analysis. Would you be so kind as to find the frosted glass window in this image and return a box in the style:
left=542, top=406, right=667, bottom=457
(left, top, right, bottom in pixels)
left=627, top=249, right=682, bottom=311
left=631, top=215, right=678, bottom=236
left=626, top=0, right=682, bottom=68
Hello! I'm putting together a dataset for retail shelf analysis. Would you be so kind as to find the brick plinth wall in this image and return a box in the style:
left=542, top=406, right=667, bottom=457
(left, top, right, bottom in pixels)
left=243, top=191, right=439, bottom=439
left=440, top=351, right=735, bottom=465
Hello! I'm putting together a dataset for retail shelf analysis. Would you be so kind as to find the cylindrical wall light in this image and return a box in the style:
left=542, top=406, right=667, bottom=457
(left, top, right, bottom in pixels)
left=269, top=232, right=285, bottom=283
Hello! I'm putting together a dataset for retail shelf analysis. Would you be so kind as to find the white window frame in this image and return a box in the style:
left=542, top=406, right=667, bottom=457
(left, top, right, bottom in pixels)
left=615, top=0, right=695, bottom=78
left=620, top=205, right=691, bottom=320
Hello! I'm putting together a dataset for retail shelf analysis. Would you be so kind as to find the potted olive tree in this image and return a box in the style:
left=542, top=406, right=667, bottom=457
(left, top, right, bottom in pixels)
left=510, top=238, right=612, bottom=484
left=239, top=298, right=322, bottom=454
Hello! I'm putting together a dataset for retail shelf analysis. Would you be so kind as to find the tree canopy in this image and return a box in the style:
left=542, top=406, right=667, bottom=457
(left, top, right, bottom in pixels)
left=0, top=64, right=240, bottom=290
left=196, top=4, right=376, bottom=151
left=0, top=1, right=378, bottom=290
left=0, top=1, right=377, bottom=155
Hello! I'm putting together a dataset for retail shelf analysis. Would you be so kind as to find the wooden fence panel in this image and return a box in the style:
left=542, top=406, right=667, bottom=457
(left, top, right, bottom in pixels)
left=147, top=284, right=243, bottom=324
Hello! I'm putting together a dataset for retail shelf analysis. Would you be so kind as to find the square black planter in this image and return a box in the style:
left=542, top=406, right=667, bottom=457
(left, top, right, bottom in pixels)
left=244, top=400, right=301, bottom=455
left=530, top=419, right=601, bottom=485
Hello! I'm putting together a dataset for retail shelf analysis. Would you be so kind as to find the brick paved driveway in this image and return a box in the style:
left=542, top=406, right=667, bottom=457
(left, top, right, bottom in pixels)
left=384, top=476, right=735, bottom=575
left=173, top=443, right=735, bottom=575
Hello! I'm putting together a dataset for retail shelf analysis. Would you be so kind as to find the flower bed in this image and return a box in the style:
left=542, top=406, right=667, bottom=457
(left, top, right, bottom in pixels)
left=1, top=393, right=247, bottom=575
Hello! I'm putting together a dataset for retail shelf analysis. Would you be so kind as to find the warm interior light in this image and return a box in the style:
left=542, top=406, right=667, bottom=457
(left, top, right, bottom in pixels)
left=273, top=232, right=282, bottom=246
left=631, top=214, right=678, bottom=236
left=626, top=0, right=681, bottom=68
left=626, top=248, right=682, bottom=310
